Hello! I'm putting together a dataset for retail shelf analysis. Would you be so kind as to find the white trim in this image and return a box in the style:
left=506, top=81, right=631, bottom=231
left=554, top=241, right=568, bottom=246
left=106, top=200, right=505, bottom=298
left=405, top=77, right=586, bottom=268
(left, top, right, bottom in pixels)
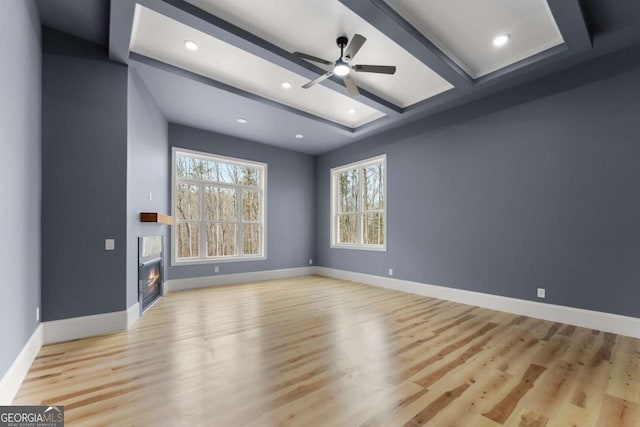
left=171, top=147, right=268, bottom=266
left=330, top=154, right=387, bottom=251
left=314, top=267, right=640, bottom=339
left=1, top=305, right=141, bottom=404
left=127, top=302, right=140, bottom=329
left=0, top=325, right=43, bottom=405
left=43, top=310, right=128, bottom=345
left=330, top=154, right=387, bottom=175
left=170, top=255, right=267, bottom=266
left=165, top=267, right=315, bottom=293
left=330, top=243, right=387, bottom=252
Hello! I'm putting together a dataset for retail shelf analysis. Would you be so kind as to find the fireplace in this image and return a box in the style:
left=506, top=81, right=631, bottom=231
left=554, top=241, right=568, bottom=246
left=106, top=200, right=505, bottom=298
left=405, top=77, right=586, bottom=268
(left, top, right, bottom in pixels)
left=138, top=236, right=164, bottom=313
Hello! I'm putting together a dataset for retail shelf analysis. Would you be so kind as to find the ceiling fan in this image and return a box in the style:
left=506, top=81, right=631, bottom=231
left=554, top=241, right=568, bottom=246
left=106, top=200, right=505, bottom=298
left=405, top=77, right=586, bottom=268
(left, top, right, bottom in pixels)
left=293, top=34, right=397, bottom=97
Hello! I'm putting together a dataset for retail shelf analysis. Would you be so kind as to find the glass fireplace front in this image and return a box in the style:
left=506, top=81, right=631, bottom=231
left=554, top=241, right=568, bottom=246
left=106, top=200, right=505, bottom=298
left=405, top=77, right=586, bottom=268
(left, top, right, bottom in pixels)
left=138, top=236, right=163, bottom=313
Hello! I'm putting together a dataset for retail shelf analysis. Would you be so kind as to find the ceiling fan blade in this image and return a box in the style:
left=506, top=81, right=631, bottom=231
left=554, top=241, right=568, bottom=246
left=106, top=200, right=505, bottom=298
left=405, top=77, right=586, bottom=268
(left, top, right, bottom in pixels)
left=293, top=51, right=333, bottom=66
left=353, top=64, right=397, bottom=74
left=302, top=70, right=334, bottom=89
left=343, top=75, right=359, bottom=97
left=344, top=34, right=366, bottom=60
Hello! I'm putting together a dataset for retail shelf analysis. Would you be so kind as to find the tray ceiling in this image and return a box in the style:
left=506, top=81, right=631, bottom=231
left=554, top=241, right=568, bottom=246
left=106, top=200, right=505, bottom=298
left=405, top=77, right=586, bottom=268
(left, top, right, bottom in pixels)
left=130, top=5, right=386, bottom=128
left=104, top=0, right=599, bottom=153
left=184, top=0, right=454, bottom=108
left=384, top=0, right=564, bottom=78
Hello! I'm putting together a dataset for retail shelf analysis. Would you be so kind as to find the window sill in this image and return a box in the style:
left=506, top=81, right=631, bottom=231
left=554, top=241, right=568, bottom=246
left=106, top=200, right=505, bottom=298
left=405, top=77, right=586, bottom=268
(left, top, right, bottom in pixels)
left=172, top=255, right=267, bottom=266
left=330, top=244, right=386, bottom=252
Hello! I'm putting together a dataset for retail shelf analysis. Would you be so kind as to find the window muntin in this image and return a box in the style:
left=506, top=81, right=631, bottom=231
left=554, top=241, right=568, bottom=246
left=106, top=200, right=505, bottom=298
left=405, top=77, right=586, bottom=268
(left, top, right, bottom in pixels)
left=172, top=148, right=266, bottom=264
left=331, top=155, right=386, bottom=250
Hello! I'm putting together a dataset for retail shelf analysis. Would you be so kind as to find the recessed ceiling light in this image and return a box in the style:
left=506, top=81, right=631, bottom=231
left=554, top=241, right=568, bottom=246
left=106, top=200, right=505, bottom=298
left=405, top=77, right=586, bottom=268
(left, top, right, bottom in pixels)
left=347, top=108, right=357, bottom=115
left=184, top=40, right=199, bottom=51
left=295, top=134, right=304, bottom=139
left=492, top=34, right=510, bottom=47
left=236, top=118, right=248, bottom=124
left=281, top=81, right=292, bottom=89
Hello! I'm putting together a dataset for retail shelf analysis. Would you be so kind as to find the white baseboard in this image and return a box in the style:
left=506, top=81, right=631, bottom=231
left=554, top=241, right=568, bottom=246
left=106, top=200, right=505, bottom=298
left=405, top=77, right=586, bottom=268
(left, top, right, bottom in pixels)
left=0, top=324, right=43, bottom=405
left=127, top=302, right=140, bottom=329
left=314, top=267, right=640, bottom=339
left=43, top=308, right=131, bottom=345
left=164, top=266, right=315, bottom=293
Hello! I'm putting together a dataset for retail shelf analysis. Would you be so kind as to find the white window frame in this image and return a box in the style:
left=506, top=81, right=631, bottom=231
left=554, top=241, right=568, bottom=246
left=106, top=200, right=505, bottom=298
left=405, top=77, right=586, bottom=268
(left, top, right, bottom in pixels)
left=171, top=147, right=267, bottom=265
left=330, top=154, right=387, bottom=251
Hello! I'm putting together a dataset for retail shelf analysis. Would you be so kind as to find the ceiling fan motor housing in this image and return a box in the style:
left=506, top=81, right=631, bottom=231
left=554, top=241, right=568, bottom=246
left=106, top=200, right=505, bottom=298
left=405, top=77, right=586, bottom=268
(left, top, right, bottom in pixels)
left=337, top=36, right=350, bottom=60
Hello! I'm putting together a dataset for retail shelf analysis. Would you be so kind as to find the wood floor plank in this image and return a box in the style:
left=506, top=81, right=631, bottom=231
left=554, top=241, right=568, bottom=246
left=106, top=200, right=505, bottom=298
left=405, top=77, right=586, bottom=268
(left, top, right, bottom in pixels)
left=548, top=402, right=597, bottom=427
left=402, top=383, right=470, bottom=426
left=513, top=408, right=548, bottom=427
left=566, top=331, right=615, bottom=416
left=387, top=322, right=499, bottom=385
left=418, top=327, right=529, bottom=425
left=521, top=360, right=579, bottom=420
left=606, top=341, right=640, bottom=404
left=11, top=275, right=640, bottom=426
left=482, top=363, right=547, bottom=424
left=357, top=384, right=430, bottom=427
left=596, top=394, right=639, bottom=427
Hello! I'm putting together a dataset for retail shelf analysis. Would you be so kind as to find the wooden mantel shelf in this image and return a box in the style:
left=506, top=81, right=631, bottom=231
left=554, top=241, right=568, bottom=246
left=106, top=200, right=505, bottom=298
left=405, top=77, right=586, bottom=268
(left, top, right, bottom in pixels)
left=140, top=212, right=174, bottom=225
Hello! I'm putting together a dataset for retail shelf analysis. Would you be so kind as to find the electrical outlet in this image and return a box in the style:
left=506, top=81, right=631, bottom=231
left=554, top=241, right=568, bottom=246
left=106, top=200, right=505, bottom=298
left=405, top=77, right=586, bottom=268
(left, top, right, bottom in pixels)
left=308, top=259, right=313, bottom=265
left=537, top=288, right=546, bottom=299
left=148, top=192, right=153, bottom=202
left=214, top=266, right=219, bottom=273
left=36, top=306, right=40, bottom=322
left=105, top=239, right=115, bottom=251
left=388, top=268, right=394, bottom=276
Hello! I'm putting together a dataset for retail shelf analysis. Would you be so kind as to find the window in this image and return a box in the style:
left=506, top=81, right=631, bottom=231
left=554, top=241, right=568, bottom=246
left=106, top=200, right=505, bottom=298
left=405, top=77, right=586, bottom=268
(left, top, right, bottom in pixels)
left=172, top=148, right=266, bottom=264
left=330, top=155, right=386, bottom=250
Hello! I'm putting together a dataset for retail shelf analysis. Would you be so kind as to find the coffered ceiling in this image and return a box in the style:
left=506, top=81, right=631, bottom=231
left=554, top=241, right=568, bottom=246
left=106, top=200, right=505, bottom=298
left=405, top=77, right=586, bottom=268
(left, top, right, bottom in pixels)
left=38, top=0, right=640, bottom=153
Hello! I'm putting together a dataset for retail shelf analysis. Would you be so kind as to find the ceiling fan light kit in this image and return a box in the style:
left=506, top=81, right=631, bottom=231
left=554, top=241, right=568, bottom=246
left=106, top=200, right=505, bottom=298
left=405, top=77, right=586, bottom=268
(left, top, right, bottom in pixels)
left=333, top=60, right=350, bottom=76
left=294, top=34, right=397, bottom=97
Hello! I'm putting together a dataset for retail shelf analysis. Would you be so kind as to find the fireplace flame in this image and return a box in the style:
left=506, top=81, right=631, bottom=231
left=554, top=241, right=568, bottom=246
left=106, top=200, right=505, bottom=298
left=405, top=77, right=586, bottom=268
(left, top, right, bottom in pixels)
left=147, top=267, right=160, bottom=290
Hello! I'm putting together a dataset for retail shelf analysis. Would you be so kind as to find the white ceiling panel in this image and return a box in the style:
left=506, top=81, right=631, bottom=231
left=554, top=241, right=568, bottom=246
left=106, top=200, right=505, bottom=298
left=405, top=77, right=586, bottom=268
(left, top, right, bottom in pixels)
left=130, top=5, right=386, bottom=128
left=384, top=0, right=564, bottom=78
left=185, top=0, right=454, bottom=108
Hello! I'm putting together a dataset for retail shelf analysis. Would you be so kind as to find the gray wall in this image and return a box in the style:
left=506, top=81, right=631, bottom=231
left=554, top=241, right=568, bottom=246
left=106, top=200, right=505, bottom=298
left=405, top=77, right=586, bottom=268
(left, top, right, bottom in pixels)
left=316, top=45, right=640, bottom=318
left=41, top=29, right=128, bottom=321
left=0, top=0, right=42, bottom=381
left=126, top=68, right=169, bottom=308
left=168, top=124, right=315, bottom=280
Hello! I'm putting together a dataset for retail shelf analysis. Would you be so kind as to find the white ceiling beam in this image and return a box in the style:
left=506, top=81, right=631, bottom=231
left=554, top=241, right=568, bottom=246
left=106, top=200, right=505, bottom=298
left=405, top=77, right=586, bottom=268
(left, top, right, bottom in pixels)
left=337, top=0, right=473, bottom=89
left=109, top=0, right=402, bottom=118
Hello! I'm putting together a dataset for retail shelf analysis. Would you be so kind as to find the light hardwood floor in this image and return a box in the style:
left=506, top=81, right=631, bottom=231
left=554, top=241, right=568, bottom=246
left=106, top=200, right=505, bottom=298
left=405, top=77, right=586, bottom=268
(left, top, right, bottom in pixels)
left=13, top=276, right=640, bottom=426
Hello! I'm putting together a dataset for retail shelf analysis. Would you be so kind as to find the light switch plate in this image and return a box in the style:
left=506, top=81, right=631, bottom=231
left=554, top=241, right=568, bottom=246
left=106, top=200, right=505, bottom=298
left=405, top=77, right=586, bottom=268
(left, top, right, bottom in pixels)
left=105, top=239, right=115, bottom=251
